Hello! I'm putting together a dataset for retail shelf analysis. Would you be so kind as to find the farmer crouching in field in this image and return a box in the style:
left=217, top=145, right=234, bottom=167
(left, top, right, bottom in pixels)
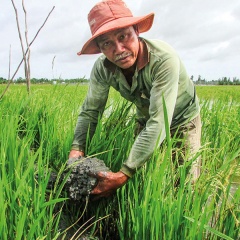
left=69, top=0, right=201, bottom=198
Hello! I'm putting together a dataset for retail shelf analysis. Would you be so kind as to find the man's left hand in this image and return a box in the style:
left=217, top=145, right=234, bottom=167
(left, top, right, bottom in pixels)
left=90, top=171, right=129, bottom=198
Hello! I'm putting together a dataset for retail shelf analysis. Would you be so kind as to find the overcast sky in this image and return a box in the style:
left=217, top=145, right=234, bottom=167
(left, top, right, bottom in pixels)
left=1, top=0, right=239, bottom=81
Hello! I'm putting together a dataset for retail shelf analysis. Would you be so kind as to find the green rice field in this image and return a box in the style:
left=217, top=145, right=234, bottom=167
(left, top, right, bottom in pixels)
left=0, top=84, right=239, bottom=239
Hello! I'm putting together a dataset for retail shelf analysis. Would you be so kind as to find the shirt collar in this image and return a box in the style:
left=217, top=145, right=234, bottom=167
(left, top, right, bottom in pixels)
left=103, top=37, right=149, bottom=73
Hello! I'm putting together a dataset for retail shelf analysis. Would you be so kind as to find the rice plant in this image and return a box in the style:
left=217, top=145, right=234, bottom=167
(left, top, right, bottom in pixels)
left=0, top=84, right=239, bottom=239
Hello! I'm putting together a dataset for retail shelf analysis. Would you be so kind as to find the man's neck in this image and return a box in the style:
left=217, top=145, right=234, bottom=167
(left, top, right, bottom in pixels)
left=121, top=63, right=136, bottom=87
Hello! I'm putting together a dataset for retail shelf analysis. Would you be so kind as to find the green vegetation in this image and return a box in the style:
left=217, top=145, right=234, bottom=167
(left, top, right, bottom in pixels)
left=0, top=84, right=239, bottom=239
left=0, top=75, right=239, bottom=85
left=193, top=76, right=240, bottom=85
left=0, top=77, right=89, bottom=85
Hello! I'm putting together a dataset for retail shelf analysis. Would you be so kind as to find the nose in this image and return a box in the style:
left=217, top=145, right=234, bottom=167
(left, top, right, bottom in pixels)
left=114, top=41, right=125, bottom=53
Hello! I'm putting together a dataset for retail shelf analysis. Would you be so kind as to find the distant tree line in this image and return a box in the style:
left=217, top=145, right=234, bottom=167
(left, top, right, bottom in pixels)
left=0, top=77, right=89, bottom=84
left=0, top=76, right=239, bottom=85
left=192, top=75, right=240, bottom=85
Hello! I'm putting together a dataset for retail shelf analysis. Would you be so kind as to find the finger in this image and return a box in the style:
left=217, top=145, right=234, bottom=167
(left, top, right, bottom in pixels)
left=90, top=190, right=115, bottom=201
left=88, top=171, right=108, bottom=179
left=91, top=181, right=109, bottom=195
left=91, top=184, right=102, bottom=195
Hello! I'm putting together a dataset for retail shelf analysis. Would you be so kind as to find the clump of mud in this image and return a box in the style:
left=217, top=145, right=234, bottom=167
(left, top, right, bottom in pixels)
left=65, top=157, right=110, bottom=201
left=43, top=157, right=110, bottom=201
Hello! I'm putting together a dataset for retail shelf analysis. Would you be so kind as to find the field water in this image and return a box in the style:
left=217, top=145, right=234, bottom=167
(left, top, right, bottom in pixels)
left=0, top=84, right=239, bottom=240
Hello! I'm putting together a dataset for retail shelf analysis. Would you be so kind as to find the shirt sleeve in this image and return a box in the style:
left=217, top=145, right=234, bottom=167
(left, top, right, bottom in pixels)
left=120, top=55, right=180, bottom=177
left=71, top=62, right=110, bottom=151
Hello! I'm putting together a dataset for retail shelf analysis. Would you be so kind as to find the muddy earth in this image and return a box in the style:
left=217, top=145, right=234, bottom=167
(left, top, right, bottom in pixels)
left=36, top=157, right=114, bottom=239
left=44, top=157, right=111, bottom=201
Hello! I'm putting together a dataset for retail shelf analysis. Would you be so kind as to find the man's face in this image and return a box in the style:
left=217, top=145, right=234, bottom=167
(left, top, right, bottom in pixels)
left=97, top=26, right=139, bottom=70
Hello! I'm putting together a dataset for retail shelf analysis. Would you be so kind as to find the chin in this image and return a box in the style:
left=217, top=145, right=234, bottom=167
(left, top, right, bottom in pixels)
left=119, top=61, right=135, bottom=69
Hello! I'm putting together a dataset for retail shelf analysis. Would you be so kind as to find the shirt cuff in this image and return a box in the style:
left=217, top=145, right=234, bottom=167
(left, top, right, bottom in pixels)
left=71, top=144, right=85, bottom=152
left=120, top=164, right=136, bottom=178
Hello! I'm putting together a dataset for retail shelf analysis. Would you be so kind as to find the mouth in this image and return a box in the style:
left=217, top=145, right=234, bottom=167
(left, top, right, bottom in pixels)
left=114, top=52, right=132, bottom=62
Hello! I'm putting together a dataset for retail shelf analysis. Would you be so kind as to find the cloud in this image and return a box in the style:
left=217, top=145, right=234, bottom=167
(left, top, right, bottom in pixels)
left=200, top=36, right=240, bottom=61
left=0, top=0, right=240, bottom=80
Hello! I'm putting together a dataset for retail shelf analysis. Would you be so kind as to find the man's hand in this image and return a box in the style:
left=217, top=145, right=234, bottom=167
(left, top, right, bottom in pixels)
left=68, top=149, right=85, bottom=158
left=91, top=171, right=129, bottom=198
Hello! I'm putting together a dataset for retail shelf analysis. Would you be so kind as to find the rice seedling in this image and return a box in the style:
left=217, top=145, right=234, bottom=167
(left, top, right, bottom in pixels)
left=0, top=84, right=239, bottom=239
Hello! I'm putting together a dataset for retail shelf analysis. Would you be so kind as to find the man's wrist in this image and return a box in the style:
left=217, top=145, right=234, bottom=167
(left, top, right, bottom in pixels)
left=69, top=149, right=85, bottom=158
left=116, top=171, right=129, bottom=186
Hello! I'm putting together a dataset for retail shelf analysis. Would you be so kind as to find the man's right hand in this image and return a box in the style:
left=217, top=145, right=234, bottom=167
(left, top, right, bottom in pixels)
left=68, top=149, right=85, bottom=159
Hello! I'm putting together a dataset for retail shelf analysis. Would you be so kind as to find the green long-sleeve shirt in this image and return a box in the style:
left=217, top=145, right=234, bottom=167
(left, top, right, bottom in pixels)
left=72, top=37, right=200, bottom=177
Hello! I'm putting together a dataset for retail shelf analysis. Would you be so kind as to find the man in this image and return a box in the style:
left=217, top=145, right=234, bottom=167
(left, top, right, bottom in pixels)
left=69, top=0, right=201, bottom=198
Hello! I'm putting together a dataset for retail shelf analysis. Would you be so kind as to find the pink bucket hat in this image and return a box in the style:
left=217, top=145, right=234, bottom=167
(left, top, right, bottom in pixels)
left=77, top=0, right=154, bottom=55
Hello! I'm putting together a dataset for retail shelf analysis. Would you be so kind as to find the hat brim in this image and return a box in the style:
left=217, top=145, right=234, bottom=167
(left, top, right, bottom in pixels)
left=77, top=13, right=154, bottom=55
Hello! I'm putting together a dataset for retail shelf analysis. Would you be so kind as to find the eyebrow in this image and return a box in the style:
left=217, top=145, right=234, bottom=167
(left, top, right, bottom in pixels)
left=97, top=36, right=108, bottom=43
left=97, top=27, right=131, bottom=43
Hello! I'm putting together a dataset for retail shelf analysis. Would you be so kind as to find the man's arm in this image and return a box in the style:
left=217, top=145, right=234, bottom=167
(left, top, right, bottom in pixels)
left=121, top=55, right=180, bottom=177
left=70, top=61, right=110, bottom=156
